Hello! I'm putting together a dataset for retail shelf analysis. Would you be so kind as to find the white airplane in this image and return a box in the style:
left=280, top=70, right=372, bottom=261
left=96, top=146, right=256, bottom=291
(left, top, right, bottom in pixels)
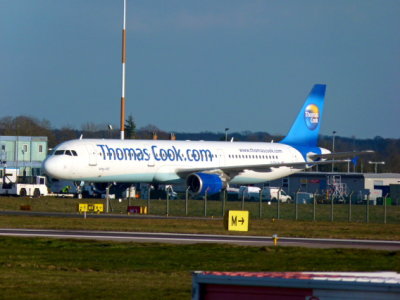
left=42, top=84, right=356, bottom=195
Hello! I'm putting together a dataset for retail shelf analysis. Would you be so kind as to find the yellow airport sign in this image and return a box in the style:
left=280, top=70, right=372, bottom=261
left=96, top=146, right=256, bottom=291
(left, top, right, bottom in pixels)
left=93, top=203, right=104, bottom=213
left=78, top=203, right=88, bottom=213
left=225, top=210, right=249, bottom=232
left=78, top=203, right=104, bottom=213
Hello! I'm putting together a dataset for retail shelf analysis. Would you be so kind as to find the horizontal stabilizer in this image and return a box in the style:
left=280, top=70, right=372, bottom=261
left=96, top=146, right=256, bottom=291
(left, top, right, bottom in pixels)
left=308, top=150, right=374, bottom=160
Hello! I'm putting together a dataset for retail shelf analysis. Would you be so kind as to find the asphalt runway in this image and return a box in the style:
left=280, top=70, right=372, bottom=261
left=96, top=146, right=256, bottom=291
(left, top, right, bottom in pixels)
left=1, top=228, right=399, bottom=250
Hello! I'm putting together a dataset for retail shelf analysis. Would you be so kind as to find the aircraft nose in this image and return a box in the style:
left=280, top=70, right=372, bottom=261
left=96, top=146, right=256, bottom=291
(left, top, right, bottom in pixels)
left=42, top=157, right=65, bottom=178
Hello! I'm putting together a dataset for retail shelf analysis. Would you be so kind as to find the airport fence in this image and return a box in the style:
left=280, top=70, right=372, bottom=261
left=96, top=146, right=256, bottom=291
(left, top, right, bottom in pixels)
left=1, top=194, right=398, bottom=224
left=105, top=193, right=400, bottom=224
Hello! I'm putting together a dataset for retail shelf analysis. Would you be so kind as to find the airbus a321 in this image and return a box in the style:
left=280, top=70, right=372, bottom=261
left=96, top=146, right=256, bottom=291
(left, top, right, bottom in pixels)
left=43, top=84, right=363, bottom=196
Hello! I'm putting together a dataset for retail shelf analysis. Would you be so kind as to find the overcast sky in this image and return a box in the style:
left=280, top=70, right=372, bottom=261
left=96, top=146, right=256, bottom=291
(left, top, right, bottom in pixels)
left=0, top=0, right=399, bottom=138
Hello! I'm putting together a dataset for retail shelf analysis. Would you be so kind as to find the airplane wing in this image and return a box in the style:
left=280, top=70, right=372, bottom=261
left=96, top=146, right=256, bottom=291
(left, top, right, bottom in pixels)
left=176, top=150, right=374, bottom=178
left=176, top=159, right=350, bottom=177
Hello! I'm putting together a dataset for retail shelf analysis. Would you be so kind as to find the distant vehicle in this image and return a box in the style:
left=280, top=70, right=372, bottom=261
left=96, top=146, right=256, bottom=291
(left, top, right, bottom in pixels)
left=225, top=186, right=239, bottom=200
left=239, top=186, right=261, bottom=201
left=262, top=187, right=291, bottom=203
left=367, top=189, right=382, bottom=204
left=238, top=186, right=291, bottom=202
left=295, top=192, right=314, bottom=204
left=0, top=175, right=48, bottom=197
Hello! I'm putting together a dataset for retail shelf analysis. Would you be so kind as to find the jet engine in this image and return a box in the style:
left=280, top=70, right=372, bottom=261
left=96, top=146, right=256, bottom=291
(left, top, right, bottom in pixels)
left=186, top=173, right=224, bottom=196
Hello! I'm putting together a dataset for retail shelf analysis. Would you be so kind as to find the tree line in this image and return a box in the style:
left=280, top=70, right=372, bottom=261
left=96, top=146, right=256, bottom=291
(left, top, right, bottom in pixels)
left=0, top=115, right=398, bottom=173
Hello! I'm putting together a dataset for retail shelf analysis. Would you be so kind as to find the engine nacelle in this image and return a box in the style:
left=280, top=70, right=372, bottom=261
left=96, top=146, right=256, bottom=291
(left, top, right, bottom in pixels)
left=186, top=173, right=224, bottom=196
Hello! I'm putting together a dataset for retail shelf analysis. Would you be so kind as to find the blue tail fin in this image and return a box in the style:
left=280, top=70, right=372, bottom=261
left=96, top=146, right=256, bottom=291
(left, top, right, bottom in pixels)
left=280, top=84, right=326, bottom=147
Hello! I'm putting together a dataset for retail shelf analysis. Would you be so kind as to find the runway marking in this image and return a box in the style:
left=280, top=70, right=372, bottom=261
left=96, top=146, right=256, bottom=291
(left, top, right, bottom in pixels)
left=0, top=231, right=270, bottom=244
left=1, top=228, right=399, bottom=249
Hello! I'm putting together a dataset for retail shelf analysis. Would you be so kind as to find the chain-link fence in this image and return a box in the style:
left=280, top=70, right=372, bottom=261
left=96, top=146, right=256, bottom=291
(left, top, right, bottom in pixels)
left=104, top=192, right=400, bottom=224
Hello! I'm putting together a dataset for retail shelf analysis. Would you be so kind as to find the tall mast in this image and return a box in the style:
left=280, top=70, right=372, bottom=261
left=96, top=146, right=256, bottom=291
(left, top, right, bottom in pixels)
left=120, top=0, right=127, bottom=140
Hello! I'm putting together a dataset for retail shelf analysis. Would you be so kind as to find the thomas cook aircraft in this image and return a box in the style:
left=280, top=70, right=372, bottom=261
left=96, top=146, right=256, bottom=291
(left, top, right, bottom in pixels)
left=43, top=84, right=364, bottom=195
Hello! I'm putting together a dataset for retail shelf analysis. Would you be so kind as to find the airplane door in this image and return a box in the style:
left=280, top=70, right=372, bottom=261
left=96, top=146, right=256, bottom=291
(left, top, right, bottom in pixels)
left=85, top=145, right=98, bottom=166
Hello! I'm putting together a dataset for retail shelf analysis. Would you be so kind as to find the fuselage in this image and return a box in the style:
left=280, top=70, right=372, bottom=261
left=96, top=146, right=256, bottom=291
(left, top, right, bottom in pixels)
left=43, top=138, right=307, bottom=185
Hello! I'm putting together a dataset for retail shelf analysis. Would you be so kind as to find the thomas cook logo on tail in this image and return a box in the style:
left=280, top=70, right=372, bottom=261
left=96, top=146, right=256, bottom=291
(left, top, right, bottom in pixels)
left=304, top=104, right=319, bottom=130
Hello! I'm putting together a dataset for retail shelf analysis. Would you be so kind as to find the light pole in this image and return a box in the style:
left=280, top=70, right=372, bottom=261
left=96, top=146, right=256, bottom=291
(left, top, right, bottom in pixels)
left=108, top=124, right=113, bottom=139
left=368, top=161, right=385, bottom=173
left=21, top=149, right=26, bottom=177
left=331, top=131, right=336, bottom=172
left=225, top=128, right=229, bottom=141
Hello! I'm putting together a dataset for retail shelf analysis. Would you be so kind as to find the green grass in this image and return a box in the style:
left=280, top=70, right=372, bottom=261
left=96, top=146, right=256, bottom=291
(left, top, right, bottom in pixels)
left=1, top=196, right=399, bottom=224
left=0, top=237, right=399, bottom=300
left=0, top=215, right=399, bottom=241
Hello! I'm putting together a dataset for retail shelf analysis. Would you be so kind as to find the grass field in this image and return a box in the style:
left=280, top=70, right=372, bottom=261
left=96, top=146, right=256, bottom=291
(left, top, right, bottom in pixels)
left=1, top=215, right=400, bottom=241
left=1, top=196, right=399, bottom=299
left=0, top=237, right=399, bottom=300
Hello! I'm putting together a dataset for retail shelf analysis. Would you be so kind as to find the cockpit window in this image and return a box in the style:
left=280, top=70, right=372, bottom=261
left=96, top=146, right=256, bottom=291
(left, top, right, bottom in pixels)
left=54, top=149, right=78, bottom=156
left=54, top=150, right=65, bottom=155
